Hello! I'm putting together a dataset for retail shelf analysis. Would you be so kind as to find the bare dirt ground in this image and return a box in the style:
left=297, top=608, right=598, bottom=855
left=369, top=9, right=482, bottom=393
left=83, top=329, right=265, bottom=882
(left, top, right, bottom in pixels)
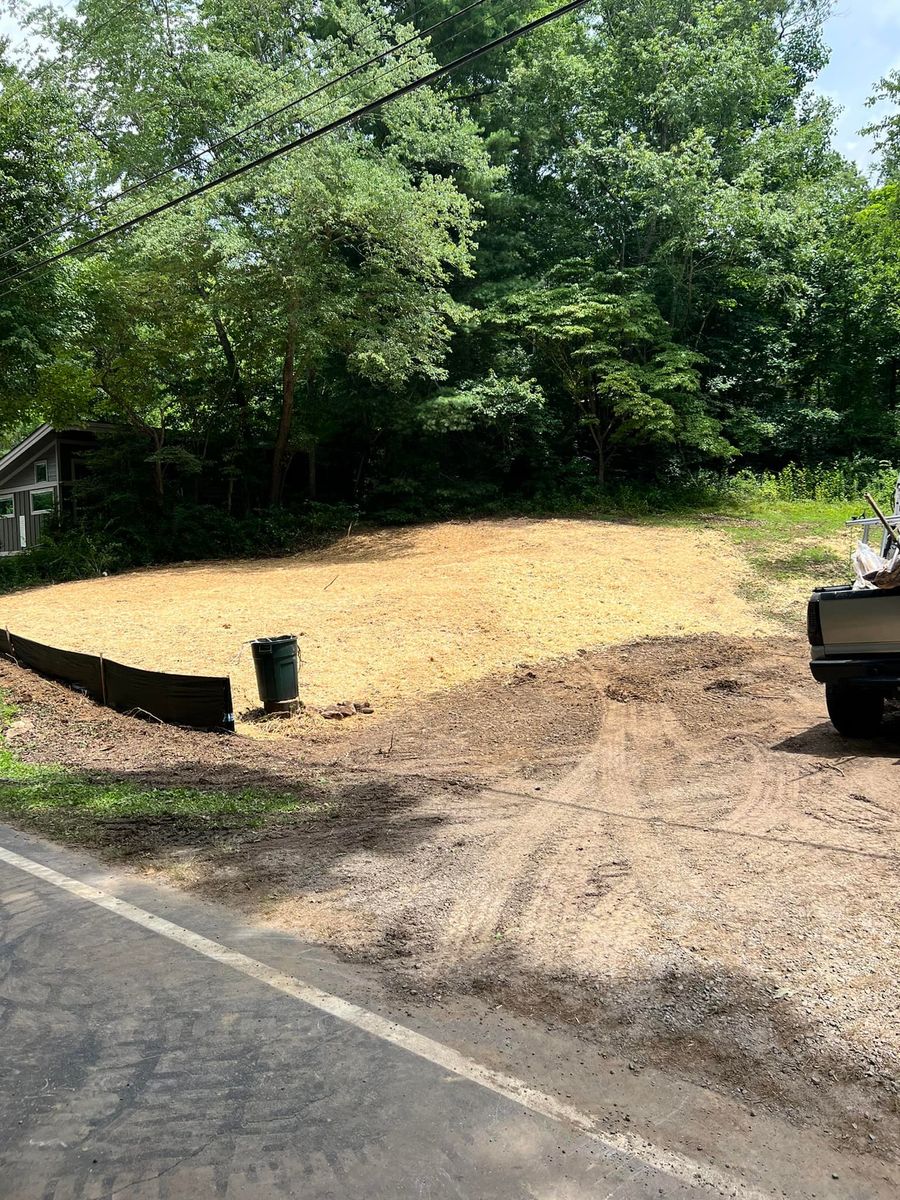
left=0, top=517, right=773, bottom=723
left=1, top=631, right=897, bottom=1162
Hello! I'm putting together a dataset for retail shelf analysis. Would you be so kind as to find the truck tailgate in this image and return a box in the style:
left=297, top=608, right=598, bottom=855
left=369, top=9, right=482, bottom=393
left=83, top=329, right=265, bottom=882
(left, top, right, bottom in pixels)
left=815, top=585, right=900, bottom=655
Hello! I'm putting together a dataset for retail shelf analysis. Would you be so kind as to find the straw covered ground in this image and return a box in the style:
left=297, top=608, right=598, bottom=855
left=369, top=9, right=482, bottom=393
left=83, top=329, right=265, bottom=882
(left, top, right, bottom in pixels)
left=0, top=518, right=773, bottom=727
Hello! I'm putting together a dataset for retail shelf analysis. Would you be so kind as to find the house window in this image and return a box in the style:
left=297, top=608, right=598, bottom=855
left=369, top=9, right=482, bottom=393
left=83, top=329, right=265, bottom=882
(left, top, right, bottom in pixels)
left=0, top=497, right=12, bottom=518
left=34, top=460, right=48, bottom=484
left=30, top=489, right=55, bottom=515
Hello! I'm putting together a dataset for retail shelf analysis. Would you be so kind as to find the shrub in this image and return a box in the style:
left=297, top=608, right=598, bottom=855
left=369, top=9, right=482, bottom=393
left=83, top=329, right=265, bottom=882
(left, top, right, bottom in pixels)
left=0, top=503, right=359, bottom=595
left=0, top=524, right=124, bottom=594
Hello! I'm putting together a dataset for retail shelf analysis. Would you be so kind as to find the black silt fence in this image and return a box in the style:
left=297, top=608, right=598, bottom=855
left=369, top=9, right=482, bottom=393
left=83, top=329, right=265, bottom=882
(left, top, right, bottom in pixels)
left=12, top=634, right=105, bottom=701
left=1, top=631, right=234, bottom=732
left=103, top=659, right=233, bottom=731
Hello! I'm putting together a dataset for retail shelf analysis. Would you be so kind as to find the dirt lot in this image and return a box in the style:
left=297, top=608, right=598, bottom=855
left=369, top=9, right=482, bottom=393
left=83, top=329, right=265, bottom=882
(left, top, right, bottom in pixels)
left=0, top=629, right=897, bottom=1160
left=0, top=517, right=773, bottom=723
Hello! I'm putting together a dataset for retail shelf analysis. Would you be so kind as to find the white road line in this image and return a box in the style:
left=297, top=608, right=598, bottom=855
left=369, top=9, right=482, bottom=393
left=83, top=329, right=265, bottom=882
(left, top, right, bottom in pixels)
left=0, top=841, right=773, bottom=1199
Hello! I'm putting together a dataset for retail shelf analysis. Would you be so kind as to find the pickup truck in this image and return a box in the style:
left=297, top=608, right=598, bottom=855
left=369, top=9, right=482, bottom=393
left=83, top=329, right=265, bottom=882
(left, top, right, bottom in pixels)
left=808, top=494, right=900, bottom=735
left=808, top=584, right=900, bottom=735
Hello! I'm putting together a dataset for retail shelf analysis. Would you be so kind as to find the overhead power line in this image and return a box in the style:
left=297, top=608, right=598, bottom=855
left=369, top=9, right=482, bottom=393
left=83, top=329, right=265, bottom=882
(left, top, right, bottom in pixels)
left=0, top=0, right=592, bottom=294
left=1, top=0, right=493, bottom=264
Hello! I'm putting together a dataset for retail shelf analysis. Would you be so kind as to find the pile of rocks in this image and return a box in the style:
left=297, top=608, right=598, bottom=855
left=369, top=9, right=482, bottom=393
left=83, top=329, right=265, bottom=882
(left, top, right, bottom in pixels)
left=320, top=700, right=374, bottom=720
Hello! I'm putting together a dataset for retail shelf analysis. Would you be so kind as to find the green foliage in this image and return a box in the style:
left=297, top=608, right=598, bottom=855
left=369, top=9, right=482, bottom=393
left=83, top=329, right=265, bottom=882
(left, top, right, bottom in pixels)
left=0, top=53, right=83, bottom=423
left=866, top=69, right=900, bottom=182
left=482, top=268, right=723, bottom=480
left=730, top=461, right=898, bottom=506
left=420, top=373, right=546, bottom=434
left=0, top=741, right=327, bottom=847
left=0, top=502, right=357, bottom=595
left=2, top=0, right=900, bottom=549
left=0, top=524, right=123, bottom=593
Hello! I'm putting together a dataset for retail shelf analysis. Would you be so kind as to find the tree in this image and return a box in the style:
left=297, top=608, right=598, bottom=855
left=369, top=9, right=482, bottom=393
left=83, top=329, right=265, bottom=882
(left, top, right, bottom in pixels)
left=25, top=0, right=488, bottom=506
left=866, top=70, right=900, bottom=183
left=0, top=50, right=85, bottom=426
left=1, top=0, right=896, bottom=535
left=448, top=0, right=860, bottom=476
left=487, top=267, right=722, bottom=483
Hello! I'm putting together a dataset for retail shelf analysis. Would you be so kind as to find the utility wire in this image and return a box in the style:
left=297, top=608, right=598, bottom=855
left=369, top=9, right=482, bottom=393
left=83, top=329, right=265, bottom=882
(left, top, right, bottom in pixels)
left=4, top=0, right=509, bottom=272
left=2, top=0, right=458, bottom=253
left=1, top=0, right=493, bottom=263
left=0, top=0, right=591, bottom=294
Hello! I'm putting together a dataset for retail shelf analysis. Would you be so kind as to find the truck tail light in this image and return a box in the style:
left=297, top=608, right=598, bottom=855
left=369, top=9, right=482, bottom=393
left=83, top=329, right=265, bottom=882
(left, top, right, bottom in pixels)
left=807, top=597, right=823, bottom=647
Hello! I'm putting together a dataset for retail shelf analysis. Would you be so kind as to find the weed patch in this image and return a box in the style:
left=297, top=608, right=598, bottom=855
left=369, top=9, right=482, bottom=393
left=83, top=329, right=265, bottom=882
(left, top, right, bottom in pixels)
left=0, top=741, right=328, bottom=850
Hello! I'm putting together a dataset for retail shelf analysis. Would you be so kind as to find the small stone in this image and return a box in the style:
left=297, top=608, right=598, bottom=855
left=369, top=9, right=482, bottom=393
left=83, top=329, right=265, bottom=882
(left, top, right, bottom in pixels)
left=5, top=717, right=34, bottom=741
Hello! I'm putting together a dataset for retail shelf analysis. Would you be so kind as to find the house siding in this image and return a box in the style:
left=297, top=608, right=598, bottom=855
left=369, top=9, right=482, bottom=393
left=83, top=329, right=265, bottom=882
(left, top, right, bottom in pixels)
left=0, top=490, right=54, bottom=553
left=0, top=431, right=62, bottom=553
left=0, top=427, right=101, bottom=554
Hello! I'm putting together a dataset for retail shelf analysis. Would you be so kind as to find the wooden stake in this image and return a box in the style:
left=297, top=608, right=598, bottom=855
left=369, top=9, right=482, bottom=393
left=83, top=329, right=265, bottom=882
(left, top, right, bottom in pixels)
left=864, top=492, right=900, bottom=551
left=99, top=653, right=107, bottom=706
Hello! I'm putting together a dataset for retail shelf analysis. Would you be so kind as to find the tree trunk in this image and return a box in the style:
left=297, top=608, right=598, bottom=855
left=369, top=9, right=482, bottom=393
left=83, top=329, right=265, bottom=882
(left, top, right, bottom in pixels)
left=307, top=439, right=317, bottom=500
left=148, top=429, right=165, bottom=504
left=270, top=326, right=296, bottom=506
left=213, top=312, right=248, bottom=440
left=582, top=381, right=608, bottom=488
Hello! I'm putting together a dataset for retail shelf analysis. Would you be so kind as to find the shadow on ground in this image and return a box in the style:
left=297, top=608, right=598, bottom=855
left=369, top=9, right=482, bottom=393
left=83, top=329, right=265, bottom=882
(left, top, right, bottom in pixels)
left=774, top=714, right=900, bottom=760
left=452, top=955, right=899, bottom=1160
left=0, top=761, right=445, bottom=888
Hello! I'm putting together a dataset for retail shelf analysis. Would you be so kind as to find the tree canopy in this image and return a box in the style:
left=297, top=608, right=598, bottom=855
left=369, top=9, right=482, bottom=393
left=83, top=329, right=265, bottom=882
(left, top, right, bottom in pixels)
left=1, top=0, right=898, bottom=538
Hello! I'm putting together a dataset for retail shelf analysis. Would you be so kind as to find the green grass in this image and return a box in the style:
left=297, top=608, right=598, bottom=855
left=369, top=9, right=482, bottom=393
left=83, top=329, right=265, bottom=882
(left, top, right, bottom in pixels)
left=717, top=498, right=857, bottom=582
left=721, top=497, right=859, bottom=543
left=0, top=692, right=18, bottom=728
left=0, top=741, right=328, bottom=850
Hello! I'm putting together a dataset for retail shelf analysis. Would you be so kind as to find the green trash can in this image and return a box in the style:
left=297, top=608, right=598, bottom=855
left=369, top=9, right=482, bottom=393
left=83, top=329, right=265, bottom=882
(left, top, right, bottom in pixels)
left=250, top=635, right=299, bottom=713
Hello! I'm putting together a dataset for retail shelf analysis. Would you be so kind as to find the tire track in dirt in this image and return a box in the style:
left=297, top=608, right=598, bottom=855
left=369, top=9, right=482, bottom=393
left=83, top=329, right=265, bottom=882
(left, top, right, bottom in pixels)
left=433, top=699, right=706, bottom=980
left=431, top=748, right=606, bottom=972
left=508, top=702, right=669, bottom=973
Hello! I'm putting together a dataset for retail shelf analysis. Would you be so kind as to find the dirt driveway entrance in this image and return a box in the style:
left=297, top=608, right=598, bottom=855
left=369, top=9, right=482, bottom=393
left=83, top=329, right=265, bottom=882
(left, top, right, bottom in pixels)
left=1, top=632, right=896, bottom=1161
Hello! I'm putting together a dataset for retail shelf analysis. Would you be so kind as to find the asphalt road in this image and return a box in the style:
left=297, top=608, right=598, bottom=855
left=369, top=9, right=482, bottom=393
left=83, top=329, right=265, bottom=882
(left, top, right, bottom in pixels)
left=0, top=825, right=892, bottom=1200
left=0, top=826, right=730, bottom=1200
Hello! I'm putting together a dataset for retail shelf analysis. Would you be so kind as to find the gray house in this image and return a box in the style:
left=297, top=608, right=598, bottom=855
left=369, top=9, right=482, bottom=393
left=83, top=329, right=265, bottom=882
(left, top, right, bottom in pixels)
left=0, top=424, right=97, bottom=554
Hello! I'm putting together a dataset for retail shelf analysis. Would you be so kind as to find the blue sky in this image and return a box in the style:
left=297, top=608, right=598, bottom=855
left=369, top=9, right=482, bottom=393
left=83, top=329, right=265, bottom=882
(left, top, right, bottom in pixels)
left=817, top=0, right=900, bottom=173
left=1, top=2, right=900, bottom=172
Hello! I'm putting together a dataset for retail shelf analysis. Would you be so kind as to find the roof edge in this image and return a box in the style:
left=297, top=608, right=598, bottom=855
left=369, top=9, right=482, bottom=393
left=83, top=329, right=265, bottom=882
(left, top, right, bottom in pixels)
left=0, top=423, right=55, bottom=479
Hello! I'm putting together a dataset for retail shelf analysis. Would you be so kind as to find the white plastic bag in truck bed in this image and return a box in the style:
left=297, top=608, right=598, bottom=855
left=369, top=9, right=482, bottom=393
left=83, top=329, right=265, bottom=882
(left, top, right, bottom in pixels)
left=853, top=539, right=900, bottom=589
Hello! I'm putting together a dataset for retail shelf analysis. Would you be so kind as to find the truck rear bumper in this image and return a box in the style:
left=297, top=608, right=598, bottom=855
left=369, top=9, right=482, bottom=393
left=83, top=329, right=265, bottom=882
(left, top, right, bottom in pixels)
left=810, top=657, right=900, bottom=686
